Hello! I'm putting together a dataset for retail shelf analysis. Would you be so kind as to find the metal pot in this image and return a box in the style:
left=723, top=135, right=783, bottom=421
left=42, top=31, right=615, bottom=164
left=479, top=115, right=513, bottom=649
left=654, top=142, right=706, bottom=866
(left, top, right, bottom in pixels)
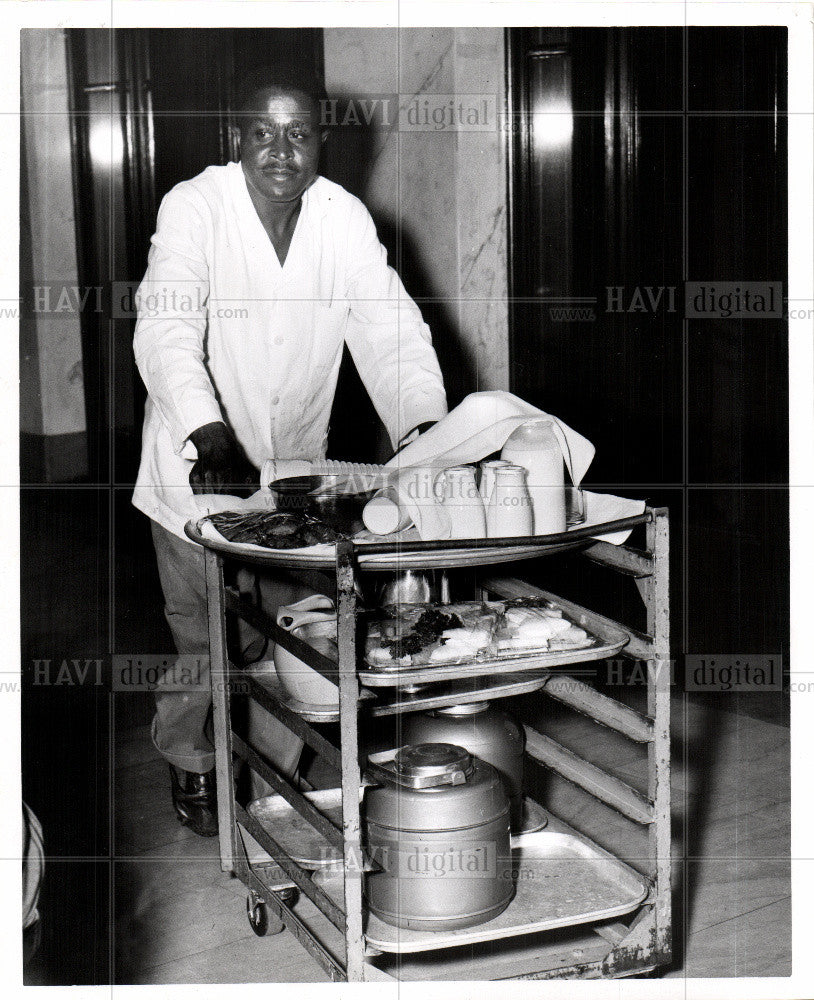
left=378, top=570, right=432, bottom=607
left=402, top=703, right=526, bottom=830
left=363, top=743, right=514, bottom=930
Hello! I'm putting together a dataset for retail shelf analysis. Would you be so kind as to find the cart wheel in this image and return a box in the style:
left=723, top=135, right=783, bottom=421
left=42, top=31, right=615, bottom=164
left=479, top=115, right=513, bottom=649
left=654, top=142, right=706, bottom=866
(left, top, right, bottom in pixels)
left=247, top=894, right=269, bottom=936
left=246, top=894, right=284, bottom=937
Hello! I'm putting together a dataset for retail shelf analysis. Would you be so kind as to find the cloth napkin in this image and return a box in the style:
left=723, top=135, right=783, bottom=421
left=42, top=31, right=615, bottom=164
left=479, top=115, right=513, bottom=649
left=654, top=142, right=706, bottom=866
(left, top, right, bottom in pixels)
left=377, top=391, right=644, bottom=544
left=380, top=391, right=587, bottom=540
left=385, top=391, right=595, bottom=482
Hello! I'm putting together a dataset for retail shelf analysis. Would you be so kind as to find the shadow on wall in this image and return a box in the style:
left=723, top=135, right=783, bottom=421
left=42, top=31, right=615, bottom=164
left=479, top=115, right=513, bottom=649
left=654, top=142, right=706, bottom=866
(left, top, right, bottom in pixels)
left=323, top=95, right=474, bottom=464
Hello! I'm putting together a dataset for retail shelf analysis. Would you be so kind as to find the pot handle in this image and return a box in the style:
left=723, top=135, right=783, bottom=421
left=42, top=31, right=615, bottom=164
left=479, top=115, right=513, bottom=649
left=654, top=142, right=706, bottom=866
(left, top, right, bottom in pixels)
left=276, top=594, right=335, bottom=631
left=364, top=747, right=399, bottom=788
left=365, top=747, right=470, bottom=789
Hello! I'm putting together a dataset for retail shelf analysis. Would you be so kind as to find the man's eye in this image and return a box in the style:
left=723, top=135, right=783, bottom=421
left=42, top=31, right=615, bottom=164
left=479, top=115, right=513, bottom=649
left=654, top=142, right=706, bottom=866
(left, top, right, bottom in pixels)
left=255, top=129, right=270, bottom=140
left=289, top=130, right=308, bottom=141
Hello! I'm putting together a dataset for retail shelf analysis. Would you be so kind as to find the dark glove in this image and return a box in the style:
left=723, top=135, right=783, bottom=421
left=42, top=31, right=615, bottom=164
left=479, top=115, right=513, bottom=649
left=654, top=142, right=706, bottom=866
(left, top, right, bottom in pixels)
left=188, top=421, right=258, bottom=495
left=388, top=421, right=438, bottom=460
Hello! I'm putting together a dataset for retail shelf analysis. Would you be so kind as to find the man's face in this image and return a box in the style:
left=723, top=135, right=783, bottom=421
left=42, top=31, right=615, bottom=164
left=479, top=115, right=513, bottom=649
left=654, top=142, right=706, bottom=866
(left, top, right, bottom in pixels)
left=238, top=87, right=327, bottom=205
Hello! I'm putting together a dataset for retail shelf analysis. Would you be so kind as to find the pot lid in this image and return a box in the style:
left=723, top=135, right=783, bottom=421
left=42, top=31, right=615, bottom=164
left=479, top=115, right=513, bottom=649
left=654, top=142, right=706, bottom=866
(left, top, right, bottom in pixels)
left=434, top=701, right=490, bottom=717
left=393, top=743, right=473, bottom=785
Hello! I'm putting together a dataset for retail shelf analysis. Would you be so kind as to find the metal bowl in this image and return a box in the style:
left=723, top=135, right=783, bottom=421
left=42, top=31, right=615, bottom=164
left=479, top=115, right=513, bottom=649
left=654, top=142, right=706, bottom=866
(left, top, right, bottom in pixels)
left=268, top=475, right=376, bottom=535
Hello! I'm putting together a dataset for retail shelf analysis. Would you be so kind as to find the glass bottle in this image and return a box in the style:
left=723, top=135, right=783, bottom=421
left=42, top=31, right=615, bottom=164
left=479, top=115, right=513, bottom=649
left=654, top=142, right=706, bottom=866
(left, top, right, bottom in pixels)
left=486, top=464, right=533, bottom=537
left=478, top=459, right=512, bottom=507
left=441, top=465, right=486, bottom=539
left=500, top=418, right=566, bottom=535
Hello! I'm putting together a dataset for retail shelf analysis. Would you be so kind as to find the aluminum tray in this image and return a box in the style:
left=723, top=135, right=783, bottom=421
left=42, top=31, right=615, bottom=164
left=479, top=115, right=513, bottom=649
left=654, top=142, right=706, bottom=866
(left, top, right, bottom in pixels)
left=360, top=591, right=630, bottom=687
left=184, top=515, right=648, bottom=571
left=246, top=788, right=346, bottom=869
left=312, top=829, right=650, bottom=955
left=251, top=670, right=550, bottom=722
left=245, top=792, right=548, bottom=869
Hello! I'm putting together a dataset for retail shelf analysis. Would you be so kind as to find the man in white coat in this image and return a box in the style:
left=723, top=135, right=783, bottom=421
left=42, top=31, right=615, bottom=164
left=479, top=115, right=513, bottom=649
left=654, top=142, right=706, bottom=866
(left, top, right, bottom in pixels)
left=133, top=68, right=447, bottom=835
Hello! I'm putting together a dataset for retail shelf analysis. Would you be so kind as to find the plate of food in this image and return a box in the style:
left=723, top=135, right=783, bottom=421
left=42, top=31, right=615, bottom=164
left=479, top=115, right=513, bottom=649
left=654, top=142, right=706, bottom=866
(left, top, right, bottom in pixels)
left=361, top=593, right=630, bottom=685
left=201, top=509, right=344, bottom=550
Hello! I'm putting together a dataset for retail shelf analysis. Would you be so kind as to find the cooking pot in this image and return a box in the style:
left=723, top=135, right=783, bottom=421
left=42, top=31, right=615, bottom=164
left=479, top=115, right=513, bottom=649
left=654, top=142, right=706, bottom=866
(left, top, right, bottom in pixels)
left=273, top=595, right=338, bottom=707
left=363, top=742, right=514, bottom=930
left=402, top=703, right=526, bottom=830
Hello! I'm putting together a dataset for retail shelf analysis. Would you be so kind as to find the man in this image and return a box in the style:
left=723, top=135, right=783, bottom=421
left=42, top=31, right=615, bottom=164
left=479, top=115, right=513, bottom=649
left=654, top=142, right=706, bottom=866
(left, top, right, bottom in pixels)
left=132, top=68, right=447, bottom=836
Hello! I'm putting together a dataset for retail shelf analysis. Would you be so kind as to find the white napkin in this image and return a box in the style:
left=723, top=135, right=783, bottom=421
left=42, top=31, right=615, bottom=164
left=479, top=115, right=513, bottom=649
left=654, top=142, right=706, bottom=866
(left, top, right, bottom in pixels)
left=381, top=391, right=595, bottom=541
left=193, top=490, right=276, bottom=516
left=385, top=391, right=595, bottom=485
left=580, top=491, right=646, bottom=544
left=377, top=466, right=453, bottom=540
left=375, top=392, right=646, bottom=544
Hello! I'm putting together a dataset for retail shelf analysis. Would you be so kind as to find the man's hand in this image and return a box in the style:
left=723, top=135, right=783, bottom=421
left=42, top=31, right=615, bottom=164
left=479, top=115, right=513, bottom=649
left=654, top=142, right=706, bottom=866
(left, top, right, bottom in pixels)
left=188, top=421, right=258, bottom=495
left=389, top=421, right=438, bottom=460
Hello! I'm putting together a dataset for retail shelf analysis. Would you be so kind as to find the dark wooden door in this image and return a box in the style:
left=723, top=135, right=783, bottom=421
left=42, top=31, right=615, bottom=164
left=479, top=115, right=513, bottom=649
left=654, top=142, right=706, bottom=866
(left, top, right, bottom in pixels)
left=508, top=27, right=788, bottom=678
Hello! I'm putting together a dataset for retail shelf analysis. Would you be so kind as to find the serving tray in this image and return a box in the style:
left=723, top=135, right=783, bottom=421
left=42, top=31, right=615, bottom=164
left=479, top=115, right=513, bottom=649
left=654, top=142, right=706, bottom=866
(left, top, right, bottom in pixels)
left=312, top=828, right=650, bottom=955
left=244, top=790, right=548, bottom=870
left=360, top=590, right=630, bottom=688
left=185, top=494, right=648, bottom=570
left=184, top=517, right=635, bottom=571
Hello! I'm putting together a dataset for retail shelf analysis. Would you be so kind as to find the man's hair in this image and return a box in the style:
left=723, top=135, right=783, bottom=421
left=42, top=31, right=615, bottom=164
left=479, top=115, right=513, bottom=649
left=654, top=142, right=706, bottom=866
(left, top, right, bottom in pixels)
left=233, top=66, right=330, bottom=127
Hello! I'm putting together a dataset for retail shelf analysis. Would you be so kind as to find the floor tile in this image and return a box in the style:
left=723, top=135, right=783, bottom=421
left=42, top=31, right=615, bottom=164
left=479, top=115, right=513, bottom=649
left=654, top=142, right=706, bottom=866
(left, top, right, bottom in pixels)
left=666, top=896, right=791, bottom=978
left=137, top=921, right=327, bottom=983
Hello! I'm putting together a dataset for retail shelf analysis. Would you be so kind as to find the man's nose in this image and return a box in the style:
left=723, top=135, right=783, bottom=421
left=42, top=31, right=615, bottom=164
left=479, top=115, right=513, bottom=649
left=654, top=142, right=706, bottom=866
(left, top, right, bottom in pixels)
left=269, top=133, right=293, bottom=159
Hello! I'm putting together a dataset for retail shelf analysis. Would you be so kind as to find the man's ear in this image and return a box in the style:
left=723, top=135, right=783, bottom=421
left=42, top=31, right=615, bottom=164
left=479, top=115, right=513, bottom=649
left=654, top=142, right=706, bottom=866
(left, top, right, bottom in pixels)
left=321, top=129, right=330, bottom=145
left=229, top=123, right=242, bottom=156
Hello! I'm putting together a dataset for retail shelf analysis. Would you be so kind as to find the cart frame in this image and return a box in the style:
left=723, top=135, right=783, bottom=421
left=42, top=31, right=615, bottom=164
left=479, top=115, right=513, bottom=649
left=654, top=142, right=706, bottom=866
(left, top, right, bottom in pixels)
left=198, top=506, right=671, bottom=981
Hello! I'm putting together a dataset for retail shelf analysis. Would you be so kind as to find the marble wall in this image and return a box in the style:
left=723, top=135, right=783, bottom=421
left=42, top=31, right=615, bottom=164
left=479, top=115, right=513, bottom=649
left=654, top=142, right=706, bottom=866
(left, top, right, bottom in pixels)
left=323, top=28, right=509, bottom=403
left=20, top=29, right=88, bottom=478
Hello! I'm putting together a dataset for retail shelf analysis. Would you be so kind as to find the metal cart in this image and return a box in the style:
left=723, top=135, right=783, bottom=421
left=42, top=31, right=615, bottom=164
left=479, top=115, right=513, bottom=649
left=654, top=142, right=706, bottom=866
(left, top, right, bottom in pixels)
left=185, top=506, right=670, bottom=981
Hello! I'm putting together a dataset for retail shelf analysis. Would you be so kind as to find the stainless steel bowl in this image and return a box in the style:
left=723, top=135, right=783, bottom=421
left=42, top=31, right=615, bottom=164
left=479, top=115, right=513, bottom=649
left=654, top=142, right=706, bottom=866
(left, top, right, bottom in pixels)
left=269, top=475, right=376, bottom=535
left=378, top=570, right=432, bottom=607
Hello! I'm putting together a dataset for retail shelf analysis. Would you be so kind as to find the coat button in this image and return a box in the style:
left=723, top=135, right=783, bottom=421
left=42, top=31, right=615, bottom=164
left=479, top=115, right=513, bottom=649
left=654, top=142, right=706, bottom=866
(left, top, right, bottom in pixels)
left=271, top=396, right=280, bottom=405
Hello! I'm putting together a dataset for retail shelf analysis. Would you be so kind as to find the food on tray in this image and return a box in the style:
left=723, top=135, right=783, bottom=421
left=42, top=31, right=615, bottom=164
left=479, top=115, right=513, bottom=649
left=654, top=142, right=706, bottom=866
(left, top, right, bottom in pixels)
left=430, top=626, right=492, bottom=662
left=203, top=510, right=343, bottom=549
left=365, top=597, right=594, bottom=667
left=371, top=608, right=465, bottom=662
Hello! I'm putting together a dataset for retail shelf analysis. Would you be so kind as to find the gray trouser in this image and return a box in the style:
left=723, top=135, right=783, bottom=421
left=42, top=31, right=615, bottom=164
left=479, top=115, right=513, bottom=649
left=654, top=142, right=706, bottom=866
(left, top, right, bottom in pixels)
left=150, top=520, right=332, bottom=787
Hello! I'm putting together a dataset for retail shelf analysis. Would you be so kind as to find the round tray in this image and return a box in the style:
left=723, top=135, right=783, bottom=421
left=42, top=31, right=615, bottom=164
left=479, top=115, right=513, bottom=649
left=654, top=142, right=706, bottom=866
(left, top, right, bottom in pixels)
left=182, top=517, right=643, bottom=572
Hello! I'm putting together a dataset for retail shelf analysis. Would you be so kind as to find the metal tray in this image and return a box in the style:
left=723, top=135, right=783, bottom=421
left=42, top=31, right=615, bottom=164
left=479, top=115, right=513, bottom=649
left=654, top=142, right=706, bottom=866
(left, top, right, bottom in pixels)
left=251, top=670, right=551, bottom=722
left=360, top=591, right=630, bottom=687
left=313, top=829, right=650, bottom=955
left=245, top=791, right=548, bottom=870
left=366, top=673, right=551, bottom=718
left=184, top=518, right=614, bottom=571
left=248, top=669, right=374, bottom=723
left=245, top=788, right=346, bottom=869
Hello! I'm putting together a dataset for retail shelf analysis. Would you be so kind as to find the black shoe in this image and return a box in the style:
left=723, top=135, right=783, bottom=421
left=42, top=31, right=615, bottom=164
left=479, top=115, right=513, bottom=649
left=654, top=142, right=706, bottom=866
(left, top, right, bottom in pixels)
left=169, top=766, right=219, bottom=837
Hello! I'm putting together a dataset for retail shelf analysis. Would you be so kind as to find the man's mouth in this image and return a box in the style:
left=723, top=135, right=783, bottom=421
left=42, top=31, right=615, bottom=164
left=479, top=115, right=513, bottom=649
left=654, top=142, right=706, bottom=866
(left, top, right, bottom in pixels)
left=264, top=166, right=296, bottom=176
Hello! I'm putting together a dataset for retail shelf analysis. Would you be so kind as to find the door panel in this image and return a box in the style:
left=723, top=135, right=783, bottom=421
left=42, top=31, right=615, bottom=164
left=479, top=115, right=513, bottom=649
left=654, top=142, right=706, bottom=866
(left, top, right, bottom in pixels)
left=507, top=26, right=788, bottom=666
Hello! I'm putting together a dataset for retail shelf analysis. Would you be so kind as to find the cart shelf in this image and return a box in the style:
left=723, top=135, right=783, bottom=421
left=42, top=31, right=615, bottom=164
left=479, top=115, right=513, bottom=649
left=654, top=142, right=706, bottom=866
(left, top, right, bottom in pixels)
left=313, top=823, right=650, bottom=955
